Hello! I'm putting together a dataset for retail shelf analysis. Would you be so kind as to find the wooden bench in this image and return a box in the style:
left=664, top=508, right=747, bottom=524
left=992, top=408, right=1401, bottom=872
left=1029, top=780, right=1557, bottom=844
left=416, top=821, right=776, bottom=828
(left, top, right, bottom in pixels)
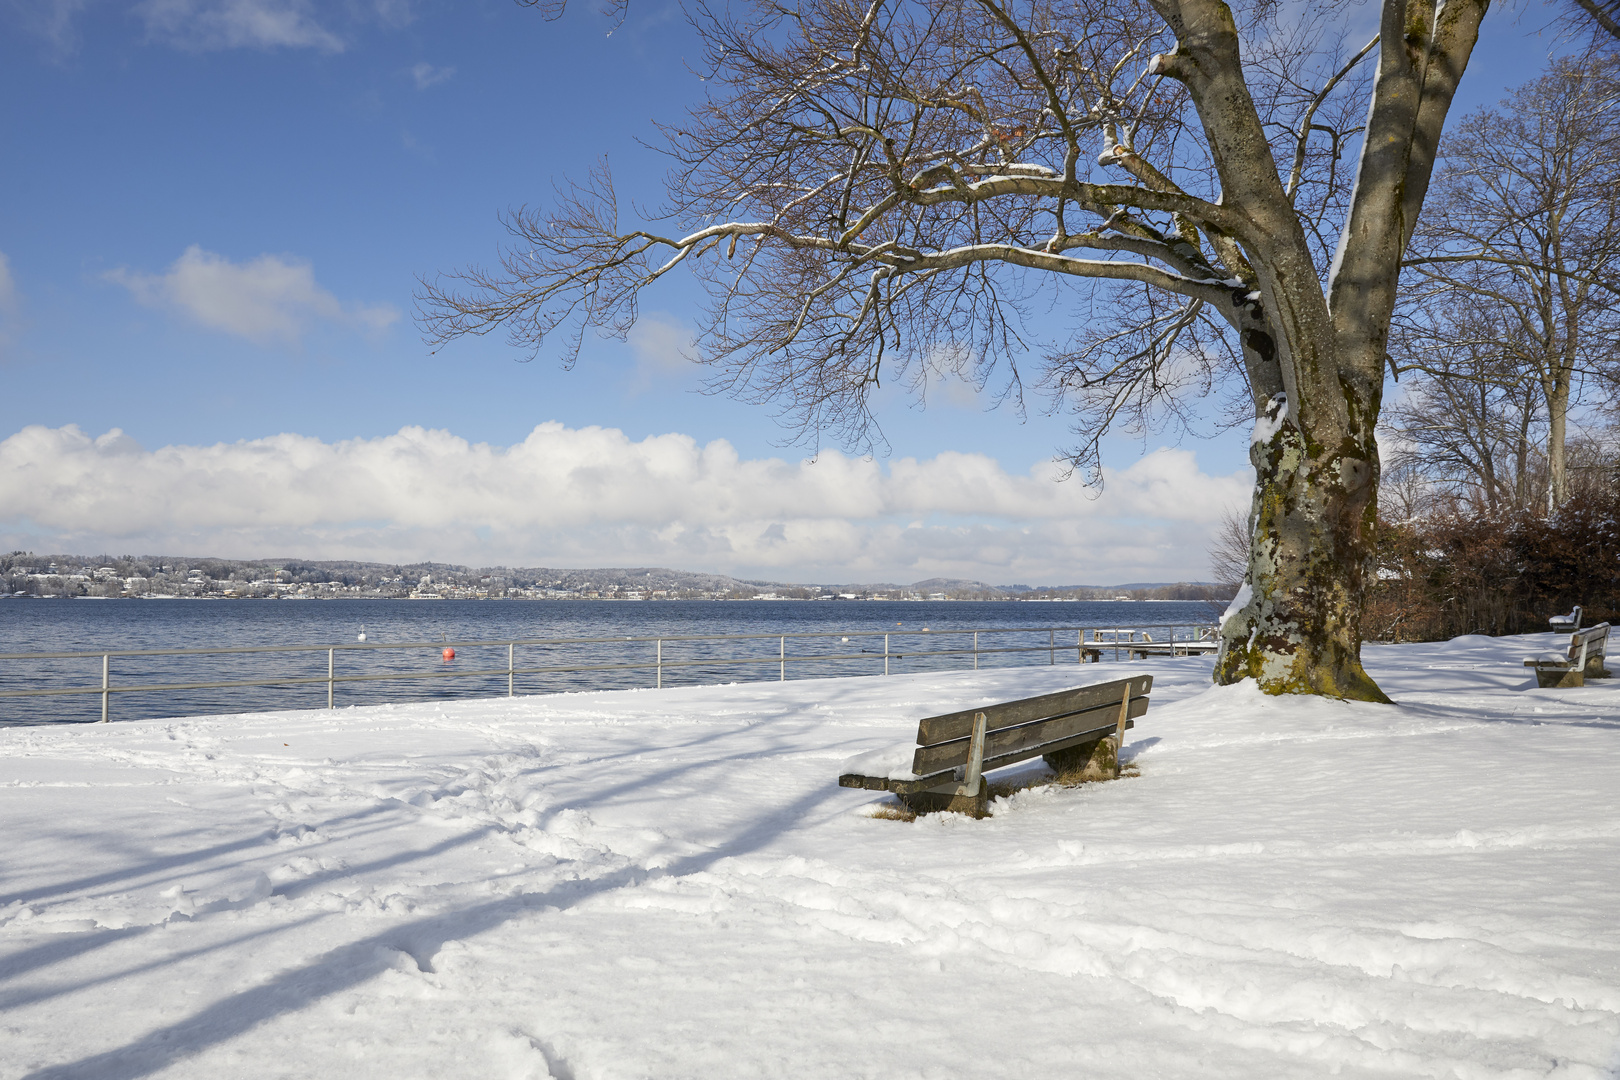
left=839, top=674, right=1152, bottom=816
left=1524, top=623, right=1611, bottom=688
left=1549, top=605, right=1583, bottom=632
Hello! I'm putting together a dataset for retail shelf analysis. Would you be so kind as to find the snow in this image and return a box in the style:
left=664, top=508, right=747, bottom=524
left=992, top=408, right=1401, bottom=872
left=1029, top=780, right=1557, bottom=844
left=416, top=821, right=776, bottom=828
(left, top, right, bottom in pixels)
left=1327, top=80, right=1378, bottom=304
left=1220, top=582, right=1252, bottom=629
left=839, top=741, right=919, bottom=780
left=1251, top=390, right=1291, bottom=445
left=3, top=635, right=1619, bottom=1079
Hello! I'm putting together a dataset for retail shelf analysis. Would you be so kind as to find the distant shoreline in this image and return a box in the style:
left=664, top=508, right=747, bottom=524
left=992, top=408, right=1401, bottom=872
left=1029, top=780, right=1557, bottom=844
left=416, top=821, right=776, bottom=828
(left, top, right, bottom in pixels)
left=3, top=553, right=1232, bottom=604
left=0, top=593, right=1201, bottom=602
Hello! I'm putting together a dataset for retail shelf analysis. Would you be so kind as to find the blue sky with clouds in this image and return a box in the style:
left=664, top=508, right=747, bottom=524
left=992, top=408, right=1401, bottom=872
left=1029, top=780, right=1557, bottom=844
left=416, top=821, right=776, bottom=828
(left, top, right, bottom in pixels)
left=0, top=0, right=1576, bottom=582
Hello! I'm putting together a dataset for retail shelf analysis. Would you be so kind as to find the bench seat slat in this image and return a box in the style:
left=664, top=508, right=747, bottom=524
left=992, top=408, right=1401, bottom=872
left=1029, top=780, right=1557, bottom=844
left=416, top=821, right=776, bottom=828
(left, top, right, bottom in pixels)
left=911, top=695, right=1148, bottom=776
left=915, top=675, right=1153, bottom=746
left=976, top=716, right=1135, bottom=775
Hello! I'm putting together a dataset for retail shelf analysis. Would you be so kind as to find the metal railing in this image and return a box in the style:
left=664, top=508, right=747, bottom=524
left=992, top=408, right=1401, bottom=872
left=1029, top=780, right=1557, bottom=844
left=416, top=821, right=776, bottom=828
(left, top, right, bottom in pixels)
left=0, top=623, right=1219, bottom=723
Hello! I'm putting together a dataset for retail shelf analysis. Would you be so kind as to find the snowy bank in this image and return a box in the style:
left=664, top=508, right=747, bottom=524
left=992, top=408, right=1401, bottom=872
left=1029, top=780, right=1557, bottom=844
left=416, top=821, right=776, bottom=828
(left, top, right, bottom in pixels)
left=2, top=634, right=1618, bottom=1079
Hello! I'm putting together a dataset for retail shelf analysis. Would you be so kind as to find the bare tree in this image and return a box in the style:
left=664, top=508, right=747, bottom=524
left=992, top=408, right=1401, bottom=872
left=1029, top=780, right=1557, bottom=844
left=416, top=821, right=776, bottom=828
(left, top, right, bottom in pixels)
left=1386, top=294, right=1546, bottom=512
left=422, top=0, right=1491, bottom=701
left=1208, top=506, right=1249, bottom=595
left=1401, top=56, right=1620, bottom=507
left=1557, top=0, right=1620, bottom=46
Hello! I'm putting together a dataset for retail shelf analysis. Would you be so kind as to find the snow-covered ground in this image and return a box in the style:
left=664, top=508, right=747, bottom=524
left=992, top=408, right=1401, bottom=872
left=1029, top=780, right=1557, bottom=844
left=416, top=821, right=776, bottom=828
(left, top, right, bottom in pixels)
left=2, top=634, right=1617, bottom=1080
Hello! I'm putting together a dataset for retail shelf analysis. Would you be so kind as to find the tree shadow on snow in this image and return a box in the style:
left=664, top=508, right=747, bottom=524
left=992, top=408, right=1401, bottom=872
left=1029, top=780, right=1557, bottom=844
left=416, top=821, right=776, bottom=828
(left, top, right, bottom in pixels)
left=19, top=782, right=841, bottom=1080
left=0, top=803, right=398, bottom=908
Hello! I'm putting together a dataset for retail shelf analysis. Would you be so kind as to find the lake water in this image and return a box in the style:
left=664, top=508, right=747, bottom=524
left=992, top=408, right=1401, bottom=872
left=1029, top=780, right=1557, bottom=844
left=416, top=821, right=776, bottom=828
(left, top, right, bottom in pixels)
left=0, top=598, right=1224, bottom=725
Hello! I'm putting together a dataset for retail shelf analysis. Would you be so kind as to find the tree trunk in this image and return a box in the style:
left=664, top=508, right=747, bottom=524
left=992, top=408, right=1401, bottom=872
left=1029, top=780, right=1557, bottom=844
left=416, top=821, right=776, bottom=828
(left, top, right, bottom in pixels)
left=1513, top=388, right=1534, bottom=511
left=1546, top=374, right=1571, bottom=507
left=1215, top=396, right=1391, bottom=701
left=1474, top=379, right=1500, bottom=512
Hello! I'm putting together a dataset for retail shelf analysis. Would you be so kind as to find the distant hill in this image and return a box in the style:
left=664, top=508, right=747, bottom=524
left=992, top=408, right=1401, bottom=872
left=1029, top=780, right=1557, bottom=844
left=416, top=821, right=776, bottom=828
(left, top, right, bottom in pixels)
left=2, top=551, right=1235, bottom=602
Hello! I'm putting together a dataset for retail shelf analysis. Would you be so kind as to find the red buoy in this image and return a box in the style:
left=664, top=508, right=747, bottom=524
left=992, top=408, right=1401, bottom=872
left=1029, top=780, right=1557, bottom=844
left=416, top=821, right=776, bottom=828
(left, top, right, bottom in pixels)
left=442, top=647, right=456, bottom=662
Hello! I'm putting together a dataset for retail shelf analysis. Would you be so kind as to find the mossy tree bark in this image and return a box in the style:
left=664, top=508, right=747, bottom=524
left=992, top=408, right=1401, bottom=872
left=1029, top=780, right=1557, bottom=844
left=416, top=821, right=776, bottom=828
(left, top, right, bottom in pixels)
left=1215, top=397, right=1389, bottom=700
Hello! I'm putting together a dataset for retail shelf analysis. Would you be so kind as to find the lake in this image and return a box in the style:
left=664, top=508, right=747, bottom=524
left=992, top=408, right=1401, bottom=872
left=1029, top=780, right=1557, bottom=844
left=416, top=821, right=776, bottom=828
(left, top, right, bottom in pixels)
left=0, top=598, right=1224, bottom=725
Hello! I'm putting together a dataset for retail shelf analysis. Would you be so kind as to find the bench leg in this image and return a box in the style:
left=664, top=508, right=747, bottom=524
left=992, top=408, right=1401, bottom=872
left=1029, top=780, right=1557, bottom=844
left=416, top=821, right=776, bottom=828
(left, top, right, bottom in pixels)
left=900, top=778, right=989, bottom=817
left=1043, top=734, right=1117, bottom=783
left=900, top=710, right=991, bottom=817
left=1535, top=667, right=1584, bottom=689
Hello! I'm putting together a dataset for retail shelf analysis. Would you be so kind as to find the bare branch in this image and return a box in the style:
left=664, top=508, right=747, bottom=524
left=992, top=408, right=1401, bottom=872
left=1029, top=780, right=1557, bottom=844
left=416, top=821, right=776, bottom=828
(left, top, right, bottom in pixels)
left=1286, top=34, right=1377, bottom=201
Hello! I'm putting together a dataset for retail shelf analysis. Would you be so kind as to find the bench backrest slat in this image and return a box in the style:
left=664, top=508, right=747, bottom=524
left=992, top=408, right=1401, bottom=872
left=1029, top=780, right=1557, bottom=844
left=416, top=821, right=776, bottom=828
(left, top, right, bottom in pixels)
left=1567, top=623, right=1609, bottom=664
left=912, top=693, right=1148, bottom=777
left=915, top=675, right=1154, bottom=746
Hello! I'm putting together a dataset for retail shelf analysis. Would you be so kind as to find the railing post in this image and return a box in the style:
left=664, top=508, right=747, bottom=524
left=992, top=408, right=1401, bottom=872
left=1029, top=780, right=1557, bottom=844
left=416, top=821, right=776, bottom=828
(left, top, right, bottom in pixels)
left=656, top=638, right=663, bottom=689
left=973, top=631, right=979, bottom=670
left=884, top=633, right=890, bottom=675
left=328, top=648, right=334, bottom=709
left=1049, top=628, right=1055, bottom=665
left=779, top=636, right=785, bottom=682
left=101, top=654, right=109, bottom=723
left=509, top=642, right=515, bottom=696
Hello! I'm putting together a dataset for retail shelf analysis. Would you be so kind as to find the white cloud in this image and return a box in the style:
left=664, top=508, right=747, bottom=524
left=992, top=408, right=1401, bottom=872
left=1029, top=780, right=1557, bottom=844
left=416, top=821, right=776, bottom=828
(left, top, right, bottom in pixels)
left=409, top=61, right=454, bottom=89
left=134, top=0, right=344, bottom=52
left=918, top=371, right=986, bottom=410
left=0, top=423, right=1250, bottom=583
left=0, top=252, right=16, bottom=313
left=9, top=0, right=90, bottom=53
left=618, top=313, right=697, bottom=393
left=107, top=246, right=398, bottom=345
left=0, top=251, right=20, bottom=361
left=19, top=0, right=416, bottom=53
left=629, top=313, right=692, bottom=372
left=370, top=0, right=416, bottom=29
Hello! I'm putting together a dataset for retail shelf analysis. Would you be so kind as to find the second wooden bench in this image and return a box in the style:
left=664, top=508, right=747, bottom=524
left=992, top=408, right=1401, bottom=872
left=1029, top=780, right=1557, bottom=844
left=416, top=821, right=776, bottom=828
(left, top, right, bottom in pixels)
left=839, top=674, right=1152, bottom=816
left=1524, top=622, right=1611, bottom=688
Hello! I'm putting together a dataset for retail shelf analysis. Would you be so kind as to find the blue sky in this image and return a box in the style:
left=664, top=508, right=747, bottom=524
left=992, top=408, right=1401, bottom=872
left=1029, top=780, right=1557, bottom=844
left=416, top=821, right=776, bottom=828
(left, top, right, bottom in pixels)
left=0, top=0, right=1575, bottom=582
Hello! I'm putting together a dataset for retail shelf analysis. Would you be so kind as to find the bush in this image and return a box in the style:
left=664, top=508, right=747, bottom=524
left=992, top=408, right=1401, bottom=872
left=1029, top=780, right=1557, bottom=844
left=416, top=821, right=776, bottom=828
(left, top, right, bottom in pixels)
left=1365, top=488, right=1620, bottom=640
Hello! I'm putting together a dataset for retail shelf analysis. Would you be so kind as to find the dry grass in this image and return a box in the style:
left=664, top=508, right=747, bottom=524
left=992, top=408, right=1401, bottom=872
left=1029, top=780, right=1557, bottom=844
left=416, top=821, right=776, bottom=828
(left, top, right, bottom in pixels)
left=1050, top=762, right=1141, bottom=788
left=866, top=801, right=918, bottom=822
